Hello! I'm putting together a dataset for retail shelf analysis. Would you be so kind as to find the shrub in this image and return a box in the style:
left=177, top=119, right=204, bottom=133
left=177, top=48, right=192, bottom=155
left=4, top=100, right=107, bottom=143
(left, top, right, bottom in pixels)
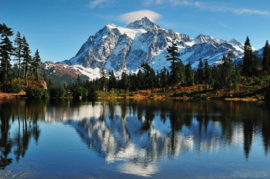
left=234, top=81, right=239, bottom=90
left=151, top=93, right=155, bottom=97
left=49, top=86, right=66, bottom=98
left=172, top=91, right=187, bottom=97
left=4, top=80, right=21, bottom=93
left=165, top=84, right=169, bottom=89
left=177, top=85, right=182, bottom=89
left=26, top=87, right=48, bottom=99
left=129, top=92, right=135, bottom=96
left=172, top=91, right=181, bottom=97
left=3, top=78, right=23, bottom=93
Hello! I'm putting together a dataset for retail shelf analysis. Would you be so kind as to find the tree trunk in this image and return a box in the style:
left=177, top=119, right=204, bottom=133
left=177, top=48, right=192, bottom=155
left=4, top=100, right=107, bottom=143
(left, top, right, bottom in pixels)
left=23, top=64, right=25, bottom=78
left=4, top=59, right=8, bottom=80
left=25, top=65, right=28, bottom=87
left=18, top=57, right=21, bottom=77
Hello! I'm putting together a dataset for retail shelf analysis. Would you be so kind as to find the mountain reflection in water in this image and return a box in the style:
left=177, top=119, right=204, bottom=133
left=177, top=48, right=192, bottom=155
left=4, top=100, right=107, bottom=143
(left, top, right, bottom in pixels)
left=0, top=99, right=270, bottom=178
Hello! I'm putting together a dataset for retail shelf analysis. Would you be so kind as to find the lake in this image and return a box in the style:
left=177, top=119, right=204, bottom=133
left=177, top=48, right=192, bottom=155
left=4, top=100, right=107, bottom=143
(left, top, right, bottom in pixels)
left=0, top=99, right=270, bottom=178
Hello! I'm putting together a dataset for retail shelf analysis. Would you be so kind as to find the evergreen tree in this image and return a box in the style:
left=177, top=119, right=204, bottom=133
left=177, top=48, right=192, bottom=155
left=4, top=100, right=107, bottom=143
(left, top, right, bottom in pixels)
left=166, top=38, right=181, bottom=85
left=14, top=31, right=24, bottom=77
left=195, top=58, right=204, bottom=84
left=204, top=59, right=210, bottom=84
left=262, top=40, right=270, bottom=73
left=252, top=54, right=260, bottom=76
left=120, top=71, right=129, bottom=90
left=77, top=74, right=81, bottom=85
left=176, top=59, right=185, bottom=84
left=156, top=72, right=160, bottom=88
left=32, top=49, right=41, bottom=81
left=137, top=69, right=144, bottom=89
left=42, top=72, right=47, bottom=82
left=22, top=36, right=32, bottom=87
left=99, top=67, right=107, bottom=91
left=185, top=62, right=194, bottom=86
left=48, top=78, right=54, bottom=89
left=166, top=70, right=170, bottom=84
left=160, top=67, right=167, bottom=87
left=0, top=23, right=14, bottom=80
left=108, top=70, right=117, bottom=91
left=242, top=36, right=253, bottom=76
left=130, top=73, right=137, bottom=90
left=221, top=53, right=234, bottom=86
left=141, top=63, right=155, bottom=89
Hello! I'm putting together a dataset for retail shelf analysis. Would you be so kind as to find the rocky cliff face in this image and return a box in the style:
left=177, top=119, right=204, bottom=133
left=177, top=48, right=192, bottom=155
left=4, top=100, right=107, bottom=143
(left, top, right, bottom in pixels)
left=56, top=17, right=248, bottom=77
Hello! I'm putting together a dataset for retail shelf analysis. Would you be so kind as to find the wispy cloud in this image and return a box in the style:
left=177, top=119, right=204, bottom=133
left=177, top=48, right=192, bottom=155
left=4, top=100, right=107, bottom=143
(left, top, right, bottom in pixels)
left=144, top=0, right=270, bottom=16
left=89, top=0, right=114, bottom=9
left=118, top=10, right=161, bottom=24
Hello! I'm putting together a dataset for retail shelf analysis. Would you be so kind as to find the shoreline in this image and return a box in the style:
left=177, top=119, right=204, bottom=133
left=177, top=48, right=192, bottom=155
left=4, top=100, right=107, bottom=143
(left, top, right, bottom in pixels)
left=0, top=92, right=264, bottom=102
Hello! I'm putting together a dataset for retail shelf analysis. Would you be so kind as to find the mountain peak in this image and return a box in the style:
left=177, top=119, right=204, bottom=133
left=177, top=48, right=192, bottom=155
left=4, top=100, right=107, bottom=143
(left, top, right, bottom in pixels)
left=127, top=17, right=161, bottom=31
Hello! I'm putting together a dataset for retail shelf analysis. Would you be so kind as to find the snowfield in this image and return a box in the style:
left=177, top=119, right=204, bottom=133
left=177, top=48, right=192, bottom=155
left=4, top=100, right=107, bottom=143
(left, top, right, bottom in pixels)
left=55, top=17, right=262, bottom=80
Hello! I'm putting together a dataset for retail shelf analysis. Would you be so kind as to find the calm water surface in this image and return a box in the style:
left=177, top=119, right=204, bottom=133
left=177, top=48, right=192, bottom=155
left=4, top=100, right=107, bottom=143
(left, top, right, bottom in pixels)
left=0, top=99, right=270, bottom=178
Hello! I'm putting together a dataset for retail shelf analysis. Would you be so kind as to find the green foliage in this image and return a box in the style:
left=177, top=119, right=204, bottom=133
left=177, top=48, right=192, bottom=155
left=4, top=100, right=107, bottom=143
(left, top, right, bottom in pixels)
left=204, top=59, right=210, bottom=84
left=177, top=85, right=182, bottom=89
left=49, top=86, right=66, bottom=98
left=151, top=93, right=155, bottom=97
left=262, top=40, right=270, bottom=73
left=234, top=81, right=239, bottom=90
left=0, top=23, right=14, bottom=81
left=26, top=87, right=48, bottom=99
left=141, top=63, right=155, bottom=89
left=172, top=91, right=187, bottom=97
left=166, top=38, right=182, bottom=85
left=185, top=62, right=194, bottom=86
left=120, top=71, right=129, bottom=89
left=195, top=58, right=204, bottom=84
left=3, top=79, right=22, bottom=93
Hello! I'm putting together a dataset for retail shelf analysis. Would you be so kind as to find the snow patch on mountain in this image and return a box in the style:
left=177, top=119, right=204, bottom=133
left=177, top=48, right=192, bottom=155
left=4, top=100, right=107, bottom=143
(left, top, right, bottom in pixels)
left=56, top=17, right=262, bottom=80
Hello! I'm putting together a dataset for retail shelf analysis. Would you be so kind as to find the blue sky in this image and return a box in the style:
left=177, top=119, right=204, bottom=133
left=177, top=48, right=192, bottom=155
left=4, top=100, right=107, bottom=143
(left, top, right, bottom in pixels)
left=1, top=0, right=270, bottom=62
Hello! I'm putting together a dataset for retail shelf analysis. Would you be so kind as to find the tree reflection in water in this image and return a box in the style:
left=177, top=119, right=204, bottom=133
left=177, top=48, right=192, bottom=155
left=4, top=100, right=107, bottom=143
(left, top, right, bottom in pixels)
left=1, top=99, right=270, bottom=174
left=0, top=99, right=43, bottom=170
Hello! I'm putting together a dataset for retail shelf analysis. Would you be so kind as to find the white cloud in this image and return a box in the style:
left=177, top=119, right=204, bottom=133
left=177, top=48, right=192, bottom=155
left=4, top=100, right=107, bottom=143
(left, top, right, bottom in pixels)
left=89, top=0, right=114, bottom=9
left=144, top=0, right=270, bottom=16
left=118, top=10, right=161, bottom=24
left=194, top=2, right=270, bottom=16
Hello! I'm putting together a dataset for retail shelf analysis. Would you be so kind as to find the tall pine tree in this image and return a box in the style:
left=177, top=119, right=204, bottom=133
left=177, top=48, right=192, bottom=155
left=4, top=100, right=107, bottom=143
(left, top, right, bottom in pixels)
left=160, top=67, right=168, bottom=87
left=32, top=49, right=41, bottom=81
left=14, top=31, right=24, bottom=77
left=176, top=59, right=185, bottom=84
left=185, top=62, right=194, bottom=86
left=166, top=38, right=181, bottom=85
left=99, top=67, right=107, bottom=91
left=262, top=40, right=270, bottom=73
left=0, top=23, right=14, bottom=80
left=22, top=36, right=32, bottom=87
left=108, top=70, right=117, bottom=91
left=204, top=59, right=210, bottom=84
left=242, top=36, right=253, bottom=76
left=195, top=58, right=204, bottom=84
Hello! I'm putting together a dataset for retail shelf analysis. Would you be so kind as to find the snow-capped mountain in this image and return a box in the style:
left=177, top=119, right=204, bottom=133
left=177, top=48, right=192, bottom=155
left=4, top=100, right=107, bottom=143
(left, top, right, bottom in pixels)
left=57, top=17, right=246, bottom=76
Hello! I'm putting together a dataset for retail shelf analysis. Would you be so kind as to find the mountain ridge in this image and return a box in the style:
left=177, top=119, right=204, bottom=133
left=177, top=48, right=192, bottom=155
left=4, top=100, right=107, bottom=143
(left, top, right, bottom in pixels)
left=55, top=17, right=259, bottom=79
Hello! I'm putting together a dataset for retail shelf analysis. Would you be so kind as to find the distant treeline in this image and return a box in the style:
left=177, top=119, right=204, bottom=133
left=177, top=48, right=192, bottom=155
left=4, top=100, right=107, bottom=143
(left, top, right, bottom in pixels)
left=1, top=23, right=270, bottom=99
left=53, top=36, right=270, bottom=99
